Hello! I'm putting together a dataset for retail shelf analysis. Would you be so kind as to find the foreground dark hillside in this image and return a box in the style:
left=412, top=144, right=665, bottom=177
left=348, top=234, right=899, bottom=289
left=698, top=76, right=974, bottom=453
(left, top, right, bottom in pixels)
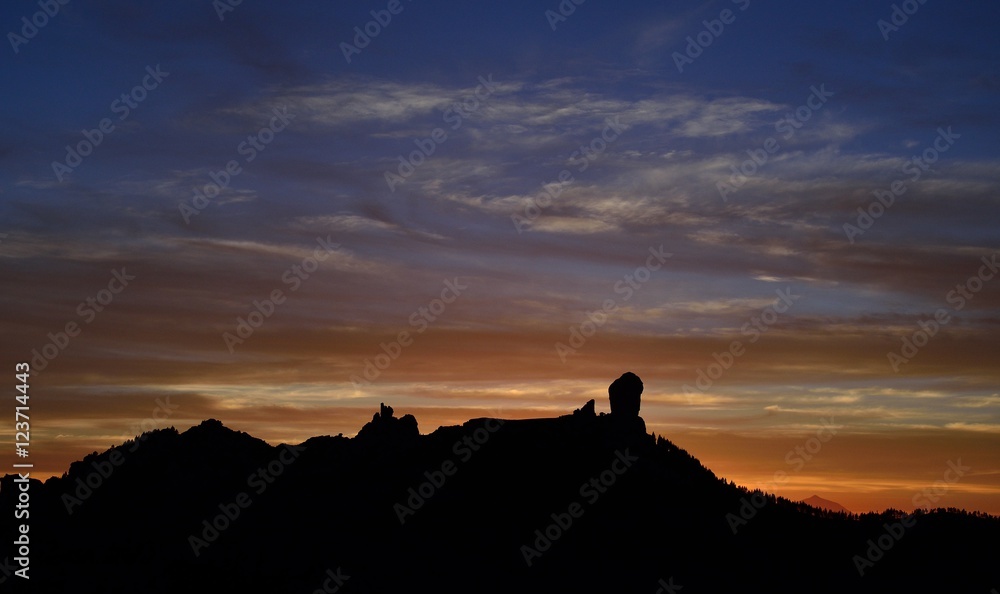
left=2, top=402, right=998, bottom=593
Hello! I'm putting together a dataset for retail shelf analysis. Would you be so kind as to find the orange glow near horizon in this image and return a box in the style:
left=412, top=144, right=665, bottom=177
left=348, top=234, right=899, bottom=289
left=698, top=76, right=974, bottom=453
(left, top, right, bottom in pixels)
left=22, top=372, right=1000, bottom=516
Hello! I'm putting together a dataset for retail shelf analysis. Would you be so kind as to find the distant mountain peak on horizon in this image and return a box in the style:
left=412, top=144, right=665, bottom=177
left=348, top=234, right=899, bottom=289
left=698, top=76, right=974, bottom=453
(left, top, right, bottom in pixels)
left=803, top=494, right=851, bottom=514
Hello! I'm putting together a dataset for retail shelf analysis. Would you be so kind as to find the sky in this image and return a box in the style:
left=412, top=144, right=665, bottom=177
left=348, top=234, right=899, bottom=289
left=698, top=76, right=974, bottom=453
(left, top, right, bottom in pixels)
left=2, top=0, right=999, bottom=515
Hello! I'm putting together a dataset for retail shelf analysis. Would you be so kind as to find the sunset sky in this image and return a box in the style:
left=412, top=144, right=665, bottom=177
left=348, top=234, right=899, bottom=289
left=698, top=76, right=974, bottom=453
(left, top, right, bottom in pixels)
left=3, top=0, right=999, bottom=515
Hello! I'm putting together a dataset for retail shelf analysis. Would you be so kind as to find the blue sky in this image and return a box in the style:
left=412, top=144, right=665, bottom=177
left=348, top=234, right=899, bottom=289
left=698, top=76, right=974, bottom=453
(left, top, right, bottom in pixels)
left=2, top=0, right=1000, bottom=513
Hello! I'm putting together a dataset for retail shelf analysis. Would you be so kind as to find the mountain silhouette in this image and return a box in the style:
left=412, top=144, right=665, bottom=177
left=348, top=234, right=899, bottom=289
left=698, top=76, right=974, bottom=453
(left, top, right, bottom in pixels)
left=2, top=374, right=998, bottom=593
left=803, top=494, right=851, bottom=514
